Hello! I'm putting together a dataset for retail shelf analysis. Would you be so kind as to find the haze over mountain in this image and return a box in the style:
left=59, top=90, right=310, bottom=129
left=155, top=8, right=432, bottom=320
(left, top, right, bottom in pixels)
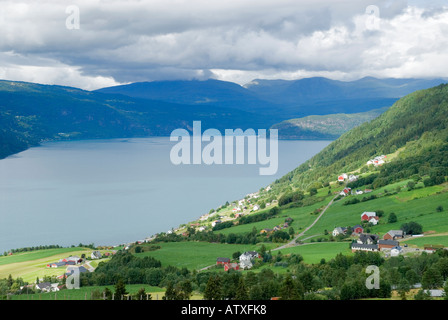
left=96, top=77, right=446, bottom=118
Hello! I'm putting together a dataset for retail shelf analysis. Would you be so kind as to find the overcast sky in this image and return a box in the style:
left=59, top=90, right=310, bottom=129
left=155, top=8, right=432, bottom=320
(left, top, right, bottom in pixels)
left=0, top=0, right=447, bottom=90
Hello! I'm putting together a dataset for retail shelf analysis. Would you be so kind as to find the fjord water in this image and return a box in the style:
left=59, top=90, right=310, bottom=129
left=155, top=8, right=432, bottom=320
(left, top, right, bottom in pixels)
left=0, top=137, right=330, bottom=252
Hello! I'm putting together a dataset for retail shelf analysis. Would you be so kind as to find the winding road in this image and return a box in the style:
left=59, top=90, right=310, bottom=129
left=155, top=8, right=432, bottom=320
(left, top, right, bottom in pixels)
left=272, top=193, right=339, bottom=251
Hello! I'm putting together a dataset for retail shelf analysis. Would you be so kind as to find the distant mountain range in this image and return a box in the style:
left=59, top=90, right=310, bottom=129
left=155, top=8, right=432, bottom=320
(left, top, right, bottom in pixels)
left=0, top=76, right=446, bottom=159
left=97, top=77, right=446, bottom=118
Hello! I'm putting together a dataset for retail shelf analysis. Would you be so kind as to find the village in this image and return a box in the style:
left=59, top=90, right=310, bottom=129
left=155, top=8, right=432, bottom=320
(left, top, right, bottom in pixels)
left=19, top=249, right=117, bottom=293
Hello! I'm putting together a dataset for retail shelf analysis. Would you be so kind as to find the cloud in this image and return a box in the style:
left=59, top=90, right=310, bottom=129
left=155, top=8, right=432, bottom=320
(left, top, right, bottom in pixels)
left=0, top=0, right=447, bottom=89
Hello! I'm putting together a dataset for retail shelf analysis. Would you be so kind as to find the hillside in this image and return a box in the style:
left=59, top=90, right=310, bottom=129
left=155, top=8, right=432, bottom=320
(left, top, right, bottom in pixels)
left=274, top=83, right=448, bottom=190
left=271, top=107, right=388, bottom=140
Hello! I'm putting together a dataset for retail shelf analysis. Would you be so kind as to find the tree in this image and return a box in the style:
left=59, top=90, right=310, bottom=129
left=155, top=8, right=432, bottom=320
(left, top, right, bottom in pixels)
left=163, top=281, right=178, bottom=300
left=422, top=266, right=443, bottom=289
left=401, top=221, right=423, bottom=235
left=436, top=205, right=444, bottom=212
left=235, top=277, right=249, bottom=300
left=204, top=275, right=222, bottom=300
left=388, top=212, right=397, bottom=224
left=134, top=287, right=151, bottom=300
left=103, top=287, right=113, bottom=300
left=279, top=274, right=303, bottom=300
left=407, top=181, right=415, bottom=190
left=114, top=279, right=128, bottom=300
left=178, top=280, right=193, bottom=300
left=232, top=251, right=242, bottom=260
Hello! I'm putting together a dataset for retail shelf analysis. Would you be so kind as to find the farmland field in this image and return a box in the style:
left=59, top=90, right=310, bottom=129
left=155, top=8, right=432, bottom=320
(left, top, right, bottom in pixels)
left=0, top=247, right=113, bottom=283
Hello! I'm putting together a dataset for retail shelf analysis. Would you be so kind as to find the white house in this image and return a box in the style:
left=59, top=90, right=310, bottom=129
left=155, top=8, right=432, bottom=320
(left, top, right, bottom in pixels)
left=252, top=205, right=259, bottom=211
left=332, top=227, right=347, bottom=237
left=390, top=246, right=403, bottom=257
left=91, top=251, right=102, bottom=259
left=369, top=217, right=379, bottom=225
left=239, top=251, right=259, bottom=269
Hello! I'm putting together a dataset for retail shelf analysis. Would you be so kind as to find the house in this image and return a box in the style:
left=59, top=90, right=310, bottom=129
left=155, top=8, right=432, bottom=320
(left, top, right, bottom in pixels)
left=252, top=205, right=259, bottom=211
left=358, top=233, right=379, bottom=245
left=216, top=257, right=231, bottom=265
left=224, top=263, right=240, bottom=272
left=364, top=189, right=373, bottom=193
left=338, top=173, right=348, bottom=182
left=378, top=239, right=400, bottom=250
left=332, top=227, right=347, bottom=237
left=35, top=282, right=53, bottom=293
left=361, top=211, right=376, bottom=221
left=424, top=244, right=444, bottom=252
left=339, top=187, right=351, bottom=196
left=239, top=251, right=260, bottom=269
left=425, top=290, right=444, bottom=297
left=355, top=190, right=363, bottom=195
left=369, top=216, right=380, bottom=225
left=260, top=228, right=273, bottom=235
left=211, top=220, right=222, bottom=227
left=383, top=230, right=404, bottom=240
left=390, top=246, right=403, bottom=257
left=352, top=225, right=364, bottom=234
left=91, top=251, right=102, bottom=259
left=48, top=261, right=66, bottom=268
left=351, top=243, right=379, bottom=252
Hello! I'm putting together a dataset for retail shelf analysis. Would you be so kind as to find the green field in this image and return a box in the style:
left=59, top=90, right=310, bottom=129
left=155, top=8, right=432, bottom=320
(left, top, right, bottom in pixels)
left=8, top=284, right=167, bottom=300
left=298, top=184, right=448, bottom=241
left=135, top=241, right=276, bottom=270
left=403, top=235, right=448, bottom=247
left=0, top=247, right=112, bottom=283
left=275, top=242, right=353, bottom=264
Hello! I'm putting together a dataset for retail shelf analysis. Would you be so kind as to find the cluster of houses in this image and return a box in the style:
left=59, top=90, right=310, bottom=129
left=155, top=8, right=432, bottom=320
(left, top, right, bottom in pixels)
left=366, top=155, right=386, bottom=166
left=339, top=187, right=372, bottom=197
left=337, top=173, right=358, bottom=183
left=46, top=255, right=83, bottom=268
left=260, top=218, right=292, bottom=235
left=216, top=251, right=261, bottom=271
left=349, top=229, right=405, bottom=256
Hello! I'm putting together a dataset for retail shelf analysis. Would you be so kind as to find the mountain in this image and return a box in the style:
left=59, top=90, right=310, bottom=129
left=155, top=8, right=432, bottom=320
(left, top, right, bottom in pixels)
left=271, top=106, right=388, bottom=140
left=244, top=77, right=446, bottom=116
left=95, top=79, right=283, bottom=115
left=97, top=77, right=447, bottom=119
left=0, top=80, right=274, bottom=159
left=273, top=83, right=448, bottom=190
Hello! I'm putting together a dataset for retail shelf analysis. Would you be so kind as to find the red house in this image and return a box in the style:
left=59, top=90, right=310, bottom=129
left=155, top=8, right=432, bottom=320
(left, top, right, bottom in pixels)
left=224, top=263, right=240, bottom=272
left=361, top=212, right=376, bottom=221
left=216, top=257, right=230, bottom=265
left=352, top=225, right=364, bottom=234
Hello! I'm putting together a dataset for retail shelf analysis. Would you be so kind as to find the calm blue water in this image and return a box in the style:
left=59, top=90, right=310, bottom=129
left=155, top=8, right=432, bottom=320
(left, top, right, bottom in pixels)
left=0, top=137, right=330, bottom=252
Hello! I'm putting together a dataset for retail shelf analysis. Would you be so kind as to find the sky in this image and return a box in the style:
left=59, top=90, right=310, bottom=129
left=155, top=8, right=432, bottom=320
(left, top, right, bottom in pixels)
left=0, top=0, right=447, bottom=90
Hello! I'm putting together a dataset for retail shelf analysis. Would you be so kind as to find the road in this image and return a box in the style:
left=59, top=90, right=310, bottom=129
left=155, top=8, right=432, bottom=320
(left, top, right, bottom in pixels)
left=273, top=193, right=339, bottom=251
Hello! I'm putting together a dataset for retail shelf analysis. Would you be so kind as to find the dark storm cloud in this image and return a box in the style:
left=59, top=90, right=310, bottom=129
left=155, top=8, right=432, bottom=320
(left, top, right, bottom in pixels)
left=0, top=0, right=446, bottom=89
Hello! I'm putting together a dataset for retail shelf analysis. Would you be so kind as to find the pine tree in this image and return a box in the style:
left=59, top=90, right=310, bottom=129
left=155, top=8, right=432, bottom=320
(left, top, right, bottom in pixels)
left=204, top=275, right=222, bottom=300
left=235, top=277, right=249, bottom=300
left=114, top=279, right=128, bottom=300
